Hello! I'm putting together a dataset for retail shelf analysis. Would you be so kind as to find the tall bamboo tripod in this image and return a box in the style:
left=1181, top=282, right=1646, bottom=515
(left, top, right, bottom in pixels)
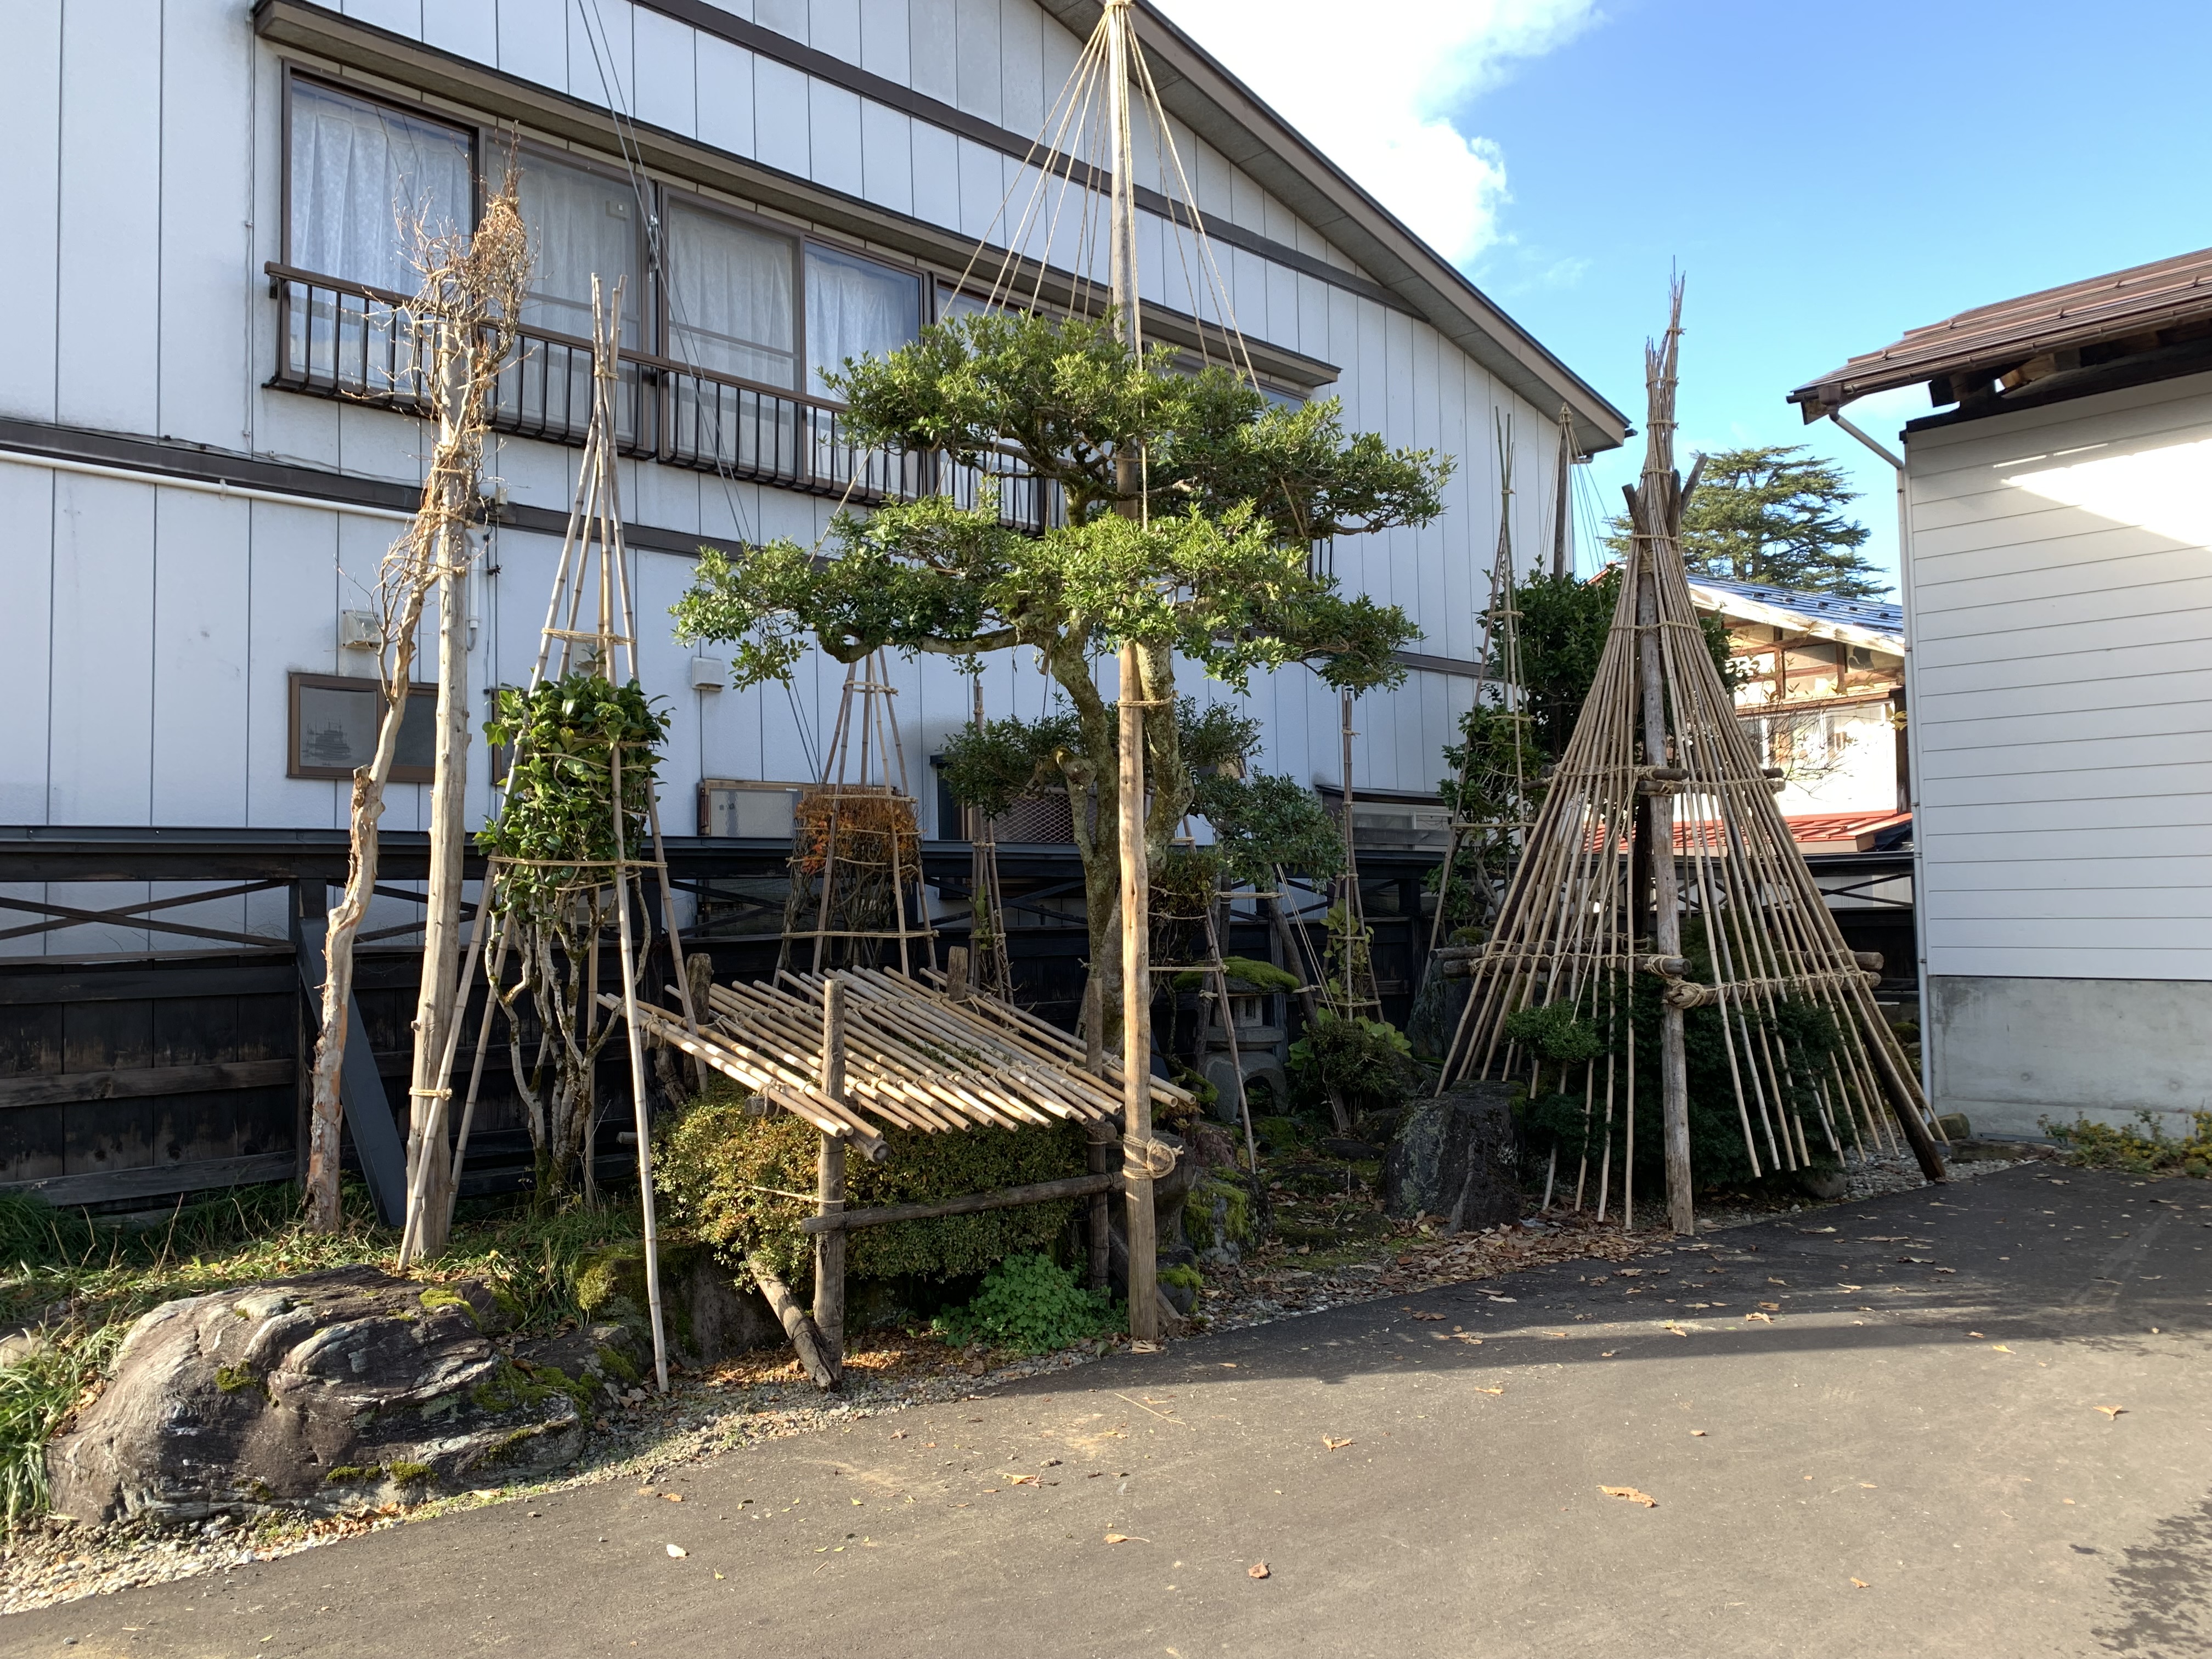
left=403, top=283, right=699, bottom=1391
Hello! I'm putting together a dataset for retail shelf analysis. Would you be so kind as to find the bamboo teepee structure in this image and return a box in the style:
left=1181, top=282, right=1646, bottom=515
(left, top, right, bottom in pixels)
left=778, top=653, right=936, bottom=977
left=1439, top=282, right=1944, bottom=1235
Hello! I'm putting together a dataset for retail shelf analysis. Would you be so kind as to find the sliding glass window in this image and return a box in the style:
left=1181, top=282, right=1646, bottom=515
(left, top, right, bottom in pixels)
left=805, top=245, right=920, bottom=398
left=287, top=80, right=473, bottom=294
left=665, top=203, right=798, bottom=388
left=516, top=151, right=644, bottom=345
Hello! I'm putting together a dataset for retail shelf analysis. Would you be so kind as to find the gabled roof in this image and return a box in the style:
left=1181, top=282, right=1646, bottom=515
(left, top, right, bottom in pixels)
left=1788, top=246, right=2212, bottom=421
left=1686, top=578, right=1903, bottom=653
left=1036, top=0, right=1630, bottom=455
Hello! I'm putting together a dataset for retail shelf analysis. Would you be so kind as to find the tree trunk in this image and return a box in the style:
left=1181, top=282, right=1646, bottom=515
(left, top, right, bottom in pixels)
left=404, top=514, right=472, bottom=1256
left=305, top=611, right=425, bottom=1232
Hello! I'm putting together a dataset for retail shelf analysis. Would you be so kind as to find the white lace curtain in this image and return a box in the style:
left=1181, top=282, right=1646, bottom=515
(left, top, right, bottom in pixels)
left=804, top=245, right=920, bottom=399
left=666, top=203, right=797, bottom=388
left=517, top=155, right=642, bottom=345
left=287, top=82, right=472, bottom=294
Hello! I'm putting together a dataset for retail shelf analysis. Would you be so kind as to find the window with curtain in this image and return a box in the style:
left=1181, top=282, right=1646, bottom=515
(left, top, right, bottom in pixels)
left=806, top=246, right=919, bottom=398
left=665, top=203, right=797, bottom=388
left=516, top=152, right=642, bottom=345
left=287, top=81, right=473, bottom=294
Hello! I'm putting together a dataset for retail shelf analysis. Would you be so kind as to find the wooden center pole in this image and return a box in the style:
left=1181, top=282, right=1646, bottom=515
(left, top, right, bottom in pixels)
left=814, top=975, right=848, bottom=1382
left=1634, top=531, right=1695, bottom=1237
left=1104, top=0, right=1159, bottom=1344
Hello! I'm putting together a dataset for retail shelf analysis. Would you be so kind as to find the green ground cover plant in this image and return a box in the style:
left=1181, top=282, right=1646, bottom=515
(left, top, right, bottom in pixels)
left=2044, top=1110, right=2212, bottom=1177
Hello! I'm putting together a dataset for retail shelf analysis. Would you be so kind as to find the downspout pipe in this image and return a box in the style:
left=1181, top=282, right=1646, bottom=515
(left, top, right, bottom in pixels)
left=1827, top=408, right=1933, bottom=1100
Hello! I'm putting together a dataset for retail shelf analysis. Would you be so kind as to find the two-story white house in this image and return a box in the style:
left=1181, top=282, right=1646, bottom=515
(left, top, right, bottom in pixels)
left=0, top=0, right=1625, bottom=1204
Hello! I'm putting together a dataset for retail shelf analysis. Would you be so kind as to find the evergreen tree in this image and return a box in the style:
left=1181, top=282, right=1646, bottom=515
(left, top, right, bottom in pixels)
left=1609, top=444, right=1887, bottom=599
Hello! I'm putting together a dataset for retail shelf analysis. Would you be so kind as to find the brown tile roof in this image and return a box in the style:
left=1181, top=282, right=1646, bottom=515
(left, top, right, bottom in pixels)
left=1788, top=247, right=2212, bottom=420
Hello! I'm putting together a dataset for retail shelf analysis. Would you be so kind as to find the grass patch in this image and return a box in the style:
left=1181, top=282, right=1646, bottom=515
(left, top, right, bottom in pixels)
left=0, top=1181, right=646, bottom=1526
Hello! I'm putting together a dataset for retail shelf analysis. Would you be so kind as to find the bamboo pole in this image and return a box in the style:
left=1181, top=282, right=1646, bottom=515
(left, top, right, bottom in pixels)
left=813, top=978, right=848, bottom=1383
left=610, top=737, right=670, bottom=1395
left=1083, top=972, right=1113, bottom=1292
left=799, top=1171, right=1120, bottom=1233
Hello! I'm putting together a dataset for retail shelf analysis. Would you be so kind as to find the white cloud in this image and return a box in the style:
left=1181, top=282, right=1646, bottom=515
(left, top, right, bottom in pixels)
left=1149, top=0, right=1601, bottom=266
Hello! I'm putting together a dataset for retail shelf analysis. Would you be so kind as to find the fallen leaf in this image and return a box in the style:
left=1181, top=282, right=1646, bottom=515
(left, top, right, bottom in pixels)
left=1477, top=1387, right=1505, bottom=1396
left=1990, top=1345, right=2012, bottom=1353
left=1850, top=1577, right=1870, bottom=1589
left=1600, top=1350, right=1617, bottom=1358
left=1003, top=1474, right=1038, bottom=1486
left=2096, top=1406, right=2126, bottom=1420
left=713, top=1571, right=725, bottom=1580
left=1934, top=1267, right=1956, bottom=1275
left=1745, top=1312, right=1774, bottom=1324
left=663, top=1493, right=685, bottom=1503
left=1323, top=1437, right=1353, bottom=1451
left=1600, top=1486, right=1658, bottom=1507
left=1103, top=1533, right=1149, bottom=1544
left=1690, top=1430, right=1707, bottom=1437
left=1248, top=1562, right=1271, bottom=1579
left=1758, top=1301, right=1781, bottom=1311
left=1968, top=1332, right=1985, bottom=1339
left=1487, top=1296, right=1518, bottom=1304
left=666, top=1544, right=688, bottom=1558
left=1859, top=1483, right=1877, bottom=1489
left=1413, top=1312, right=1446, bottom=1322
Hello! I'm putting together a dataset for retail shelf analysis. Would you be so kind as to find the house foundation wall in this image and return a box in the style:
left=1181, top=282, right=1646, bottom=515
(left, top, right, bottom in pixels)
left=1928, top=974, right=2212, bottom=1139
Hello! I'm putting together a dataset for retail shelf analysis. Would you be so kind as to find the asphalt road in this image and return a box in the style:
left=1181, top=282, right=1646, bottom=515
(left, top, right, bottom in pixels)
left=11, top=1165, right=2211, bottom=1659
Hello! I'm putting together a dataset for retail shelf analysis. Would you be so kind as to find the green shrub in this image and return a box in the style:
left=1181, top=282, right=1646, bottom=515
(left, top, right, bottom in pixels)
left=2044, top=1110, right=2212, bottom=1176
left=1510, top=960, right=1848, bottom=1194
left=1288, top=1011, right=1420, bottom=1118
left=931, top=1254, right=1122, bottom=1353
left=655, top=1087, right=1088, bottom=1285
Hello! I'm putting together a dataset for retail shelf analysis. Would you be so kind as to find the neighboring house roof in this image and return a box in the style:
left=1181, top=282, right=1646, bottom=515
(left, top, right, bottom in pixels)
left=1787, top=246, right=2212, bottom=421
left=1037, top=0, right=1632, bottom=456
left=1686, top=578, right=1904, bottom=654
left=1783, top=811, right=1912, bottom=853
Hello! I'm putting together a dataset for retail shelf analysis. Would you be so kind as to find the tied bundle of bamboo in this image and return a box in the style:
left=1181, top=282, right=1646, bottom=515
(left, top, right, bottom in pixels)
left=1438, top=281, right=1945, bottom=1236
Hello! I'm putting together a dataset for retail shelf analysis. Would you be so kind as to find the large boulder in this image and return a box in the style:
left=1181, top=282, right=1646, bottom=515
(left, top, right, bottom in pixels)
left=46, top=1267, right=588, bottom=1526
left=1383, top=1080, right=1522, bottom=1231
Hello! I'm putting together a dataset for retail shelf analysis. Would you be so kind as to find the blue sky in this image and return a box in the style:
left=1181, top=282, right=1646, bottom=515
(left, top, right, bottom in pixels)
left=1156, top=0, right=2212, bottom=590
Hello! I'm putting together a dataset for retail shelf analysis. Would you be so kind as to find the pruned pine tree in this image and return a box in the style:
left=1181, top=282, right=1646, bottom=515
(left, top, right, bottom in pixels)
left=304, top=177, right=531, bottom=1233
left=673, top=312, right=1448, bottom=1046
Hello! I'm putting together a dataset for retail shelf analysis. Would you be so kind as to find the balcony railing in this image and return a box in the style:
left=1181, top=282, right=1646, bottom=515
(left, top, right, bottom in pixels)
left=267, top=265, right=1062, bottom=535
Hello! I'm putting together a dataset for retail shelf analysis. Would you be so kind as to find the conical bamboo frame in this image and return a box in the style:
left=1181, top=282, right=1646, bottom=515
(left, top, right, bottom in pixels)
left=1440, top=280, right=1941, bottom=1218
left=778, top=651, right=938, bottom=976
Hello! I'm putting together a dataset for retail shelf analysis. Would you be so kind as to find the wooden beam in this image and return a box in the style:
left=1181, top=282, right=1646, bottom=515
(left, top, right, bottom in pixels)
left=798, top=1171, right=1122, bottom=1233
left=0, top=1059, right=296, bottom=1110
left=1, top=1152, right=298, bottom=1208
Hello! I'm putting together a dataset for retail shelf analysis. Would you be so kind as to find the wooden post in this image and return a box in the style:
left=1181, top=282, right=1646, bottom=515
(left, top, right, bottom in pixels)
left=946, top=944, right=971, bottom=1003
left=1118, top=642, right=1159, bottom=1344
left=1551, top=403, right=1575, bottom=580
left=1082, top=972, right=1111, bottom=1292
left=1635, top=535, right=1695, bottom=1237
left=813, top=976, right=848, bottom=1382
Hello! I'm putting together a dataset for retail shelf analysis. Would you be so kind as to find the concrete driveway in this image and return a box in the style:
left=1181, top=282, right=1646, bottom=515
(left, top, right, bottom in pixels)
left=11, top=1164, right=2209, bottom=1658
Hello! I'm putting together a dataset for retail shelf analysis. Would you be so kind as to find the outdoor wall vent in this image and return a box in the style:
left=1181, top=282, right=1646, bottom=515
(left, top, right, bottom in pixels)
left=338, top=610, right=382, bottom=651
left=689, top=656, right=728, bottom=690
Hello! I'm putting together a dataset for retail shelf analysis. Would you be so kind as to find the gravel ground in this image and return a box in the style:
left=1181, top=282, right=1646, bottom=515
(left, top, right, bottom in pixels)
left=0, top=1142, right=2051, bottom=1617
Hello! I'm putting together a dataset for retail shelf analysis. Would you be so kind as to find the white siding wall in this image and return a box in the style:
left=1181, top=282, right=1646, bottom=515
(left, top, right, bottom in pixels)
left=1904, top=370, right=2212, bottom=984
left=0, top=0, right=1585, bottom=953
